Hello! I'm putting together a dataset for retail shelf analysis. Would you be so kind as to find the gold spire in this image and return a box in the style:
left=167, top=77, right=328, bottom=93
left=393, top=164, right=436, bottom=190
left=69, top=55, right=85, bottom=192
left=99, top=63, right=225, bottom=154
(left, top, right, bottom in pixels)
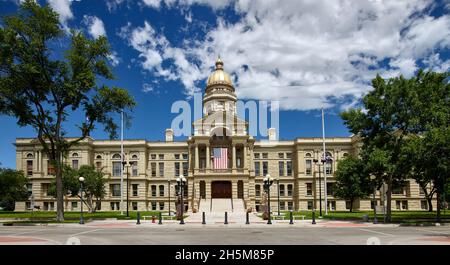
left=206, top=56, right=233, bottom=88
left=215, top=55, right=224, bottom=70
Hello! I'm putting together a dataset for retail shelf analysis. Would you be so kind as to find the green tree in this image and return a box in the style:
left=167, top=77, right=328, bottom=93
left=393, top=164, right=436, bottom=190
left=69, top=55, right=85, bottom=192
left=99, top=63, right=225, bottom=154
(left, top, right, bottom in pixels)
left=334, top=155, right=372, bottom=212
left=0, top=169, right=28, bottom=211
left=49, top=165, right=107, bottom=213
left=0, top=1, right=135, bottom=221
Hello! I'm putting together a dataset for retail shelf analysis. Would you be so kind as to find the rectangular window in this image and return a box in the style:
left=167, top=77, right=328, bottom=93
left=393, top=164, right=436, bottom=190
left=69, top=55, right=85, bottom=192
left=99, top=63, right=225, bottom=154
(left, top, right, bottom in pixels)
left=328, top=201, right=336, bottom=211
left=419, top=187, right=426, bottom=196
left=159, top=162, right=164, bottom=177
left=175, top=162, right=180, bottom=177
left=287, top=184, right=293, bottom=196
left=254, top=153, right=260, bottom=159
left=306, top=183, right=312, bottom=196
left=255, top=162, right=260, bottom=176
left=393, top=185, right=405, bottom=195
left=111, top=184, right=121, bottom=197
left=307, top=201, right=313, bottom=210
left=132, top=202, right=138, bottom=211
left=182, top=154, right=188, bottom=160
left=132, top=184, right=138, bottom=197
left=255, top=185, right=261, bottom=197
left=72, top=160, right=79, bottom=170
left=175, top=154, right=180, bottom=160
left=151, top=154, right=156, bottom=160
left=305, top=159, right=312, bottom=175
left=371, top=200, right=377, bottom=209
left=327, top=183, right=334, bottom=196
left=110, top=202, right=120, bottom=211
left=402, top=201, right=408, bottom=210
left=26, top=184, right=33, bottom=196
left=71, top=202, right=78, bottom=210
left=151, top=202, right=157, bottom=211
left=279, top=161, right=284, bottom=176
left=421, top=200, right=428, bottom=210
left=286, top=153, right=292, bottom=159
left=262, top=153, right=268, bottom=159
left=26, top=160, right=33, bottom=176
left=280, top=201, right=286, bottom=210
left=159, top=154, right=164, bottom=160
left=183, top=162, right=188, bottom=176
left=151, top=162, right=156, bottom=177
left=96, top=161, right=102, bottom=171
left=346, top=200, right=352, bottom=210
left=112, top=162, right=121, bottom=177
left=286, top=161, right=292, bottom=176
left=42, top=183, right=50, bottom=197
left=47, top=160, right=55, bottom=175
left=151, top=185, right=157, bottom=197
left=262, top=162, right=268, bottom=176
left=287, top=201, right=293, bottom=211
left=132, top=162, right=138, bottom=176
left=159, top=185, right=165, bottom=197
left=279, top=184, right=285, bottom=196
left=159, top=202, right=165, bottom=211
left=278, top=153, right=284, bottom=159
left=325, top=162, right=332, bottom=175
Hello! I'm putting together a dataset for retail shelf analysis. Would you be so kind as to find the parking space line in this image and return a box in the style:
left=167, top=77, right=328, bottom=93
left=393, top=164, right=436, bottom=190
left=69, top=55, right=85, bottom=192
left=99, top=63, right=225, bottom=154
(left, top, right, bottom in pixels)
left=70, top=229, right=101, bottom=237
left=359, top=228, right=395, bottom=237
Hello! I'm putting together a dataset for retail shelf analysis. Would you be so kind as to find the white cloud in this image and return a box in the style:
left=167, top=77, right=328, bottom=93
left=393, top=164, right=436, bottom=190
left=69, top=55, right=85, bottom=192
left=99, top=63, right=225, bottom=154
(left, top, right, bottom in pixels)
left=142, top=83, right=154, bottom=93
left=124, top=0, right=450, bottom=110
left=82, top=15, right=107, bottom=39
left=108, top=51, right=121, bottom=67
left=47, top=0, right=74, bottom=30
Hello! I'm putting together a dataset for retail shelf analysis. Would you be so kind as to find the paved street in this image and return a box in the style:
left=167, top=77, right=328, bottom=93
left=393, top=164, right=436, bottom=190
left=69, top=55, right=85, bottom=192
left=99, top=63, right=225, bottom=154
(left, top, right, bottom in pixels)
left=0, top=220, right=449, bottom=245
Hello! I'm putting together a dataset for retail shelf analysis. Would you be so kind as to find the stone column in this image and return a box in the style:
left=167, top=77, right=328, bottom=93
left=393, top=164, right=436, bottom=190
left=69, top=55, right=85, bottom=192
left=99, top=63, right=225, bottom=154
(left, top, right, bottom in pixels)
left=243, top=145, right=247, bottom=170
left=195, top=145, right=199, bottom=170
left=206, top=144, right=210, bottom=170
left=232, top=144, right=236, bottom=169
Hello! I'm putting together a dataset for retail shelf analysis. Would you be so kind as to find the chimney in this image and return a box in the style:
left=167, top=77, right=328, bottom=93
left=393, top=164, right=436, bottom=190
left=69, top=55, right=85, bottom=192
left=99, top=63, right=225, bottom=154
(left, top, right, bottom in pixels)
left=268, top=128, right=277, bottom=141
left=165, top=129, right=174, bottom=142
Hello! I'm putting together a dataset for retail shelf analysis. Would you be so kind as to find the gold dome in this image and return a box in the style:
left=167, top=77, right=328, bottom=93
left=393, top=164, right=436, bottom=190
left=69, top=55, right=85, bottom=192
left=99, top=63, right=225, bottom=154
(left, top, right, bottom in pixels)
left=206, top=57, right=233, bottom=87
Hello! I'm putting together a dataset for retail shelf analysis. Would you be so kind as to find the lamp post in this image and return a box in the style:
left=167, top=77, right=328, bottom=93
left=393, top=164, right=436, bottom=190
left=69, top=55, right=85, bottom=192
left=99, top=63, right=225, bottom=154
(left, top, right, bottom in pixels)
left=168, top=180, right=172, bottom=216
left=276, top=178, right=280, bottom=216
left=371, top=175, right=378, bottom=224
left=177, top=175, right=187, bottom=225
left=78, top=176, right=85, bottom=225
left=122, top=161, right=132, bottom=218
left=313, top=159, right=322, bottom=217
left=263, top=174, right=274, bottom=225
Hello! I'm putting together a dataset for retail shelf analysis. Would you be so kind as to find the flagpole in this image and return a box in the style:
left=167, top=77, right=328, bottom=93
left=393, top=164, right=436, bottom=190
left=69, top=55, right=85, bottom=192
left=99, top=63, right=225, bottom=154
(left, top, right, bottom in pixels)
left=322, top=108, right=328, bottom=216
left=120, top=110, right=124, bottom=215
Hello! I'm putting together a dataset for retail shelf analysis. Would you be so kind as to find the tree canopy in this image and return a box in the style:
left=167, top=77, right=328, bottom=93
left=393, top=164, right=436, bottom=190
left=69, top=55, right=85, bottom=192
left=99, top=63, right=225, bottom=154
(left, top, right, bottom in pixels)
left=0, top=169, right=28, bottom=211
left=0, top=0, right=135, bottom=221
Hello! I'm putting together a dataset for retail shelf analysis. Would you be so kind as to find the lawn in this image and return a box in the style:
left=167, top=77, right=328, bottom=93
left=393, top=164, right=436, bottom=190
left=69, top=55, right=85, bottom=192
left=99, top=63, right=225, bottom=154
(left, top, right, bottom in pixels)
left=0, top=211, right=183, bottom=223
left=280, top=210, right=450, bottom=222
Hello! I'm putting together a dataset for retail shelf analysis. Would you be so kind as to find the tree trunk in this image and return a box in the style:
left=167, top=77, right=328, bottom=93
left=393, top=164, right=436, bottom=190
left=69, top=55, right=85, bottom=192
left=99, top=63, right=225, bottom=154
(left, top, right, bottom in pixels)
left=385, top=178, right=392, bottom=223
left=427, top=196, right=433, bottom=212
left=436, top=192, right=441, bottom=223
left=349, top=199, right=354, bottom=213
left=55, top=152, right=64, bottom=222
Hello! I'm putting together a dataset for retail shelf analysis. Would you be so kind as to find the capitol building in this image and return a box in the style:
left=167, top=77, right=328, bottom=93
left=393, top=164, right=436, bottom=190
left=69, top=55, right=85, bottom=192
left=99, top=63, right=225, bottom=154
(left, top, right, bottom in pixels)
left=14, top=59, right=431, bottom=213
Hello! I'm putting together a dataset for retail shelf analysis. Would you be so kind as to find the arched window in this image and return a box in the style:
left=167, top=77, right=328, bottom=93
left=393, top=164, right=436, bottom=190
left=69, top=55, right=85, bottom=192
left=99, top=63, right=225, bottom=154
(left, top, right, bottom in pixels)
left=305, top=153, right=312, bottom=158
left=343, top=153, right=349, bottom=157
left=96, top=155, right=102, bottom=159
left=26, top=153, right=34, bottom=159
left=131, top=154, right=138, bottom=160
left=112, top=153, right=121, bottom=160
left=72, top=153, right=79, bottom=157
left=325, top=152, right=332, bottom=158
left=325, top=152, right=333, bottom=174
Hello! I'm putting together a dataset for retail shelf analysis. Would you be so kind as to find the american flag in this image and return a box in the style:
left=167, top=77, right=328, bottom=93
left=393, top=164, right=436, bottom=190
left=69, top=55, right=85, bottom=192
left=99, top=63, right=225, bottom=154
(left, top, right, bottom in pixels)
left=213, top=148, right=228, bottom=169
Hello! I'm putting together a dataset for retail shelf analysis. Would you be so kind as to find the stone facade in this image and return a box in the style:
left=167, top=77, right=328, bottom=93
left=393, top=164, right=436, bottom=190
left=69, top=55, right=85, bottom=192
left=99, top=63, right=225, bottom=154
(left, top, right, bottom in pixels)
left=14, top=59, right=435, bottom=213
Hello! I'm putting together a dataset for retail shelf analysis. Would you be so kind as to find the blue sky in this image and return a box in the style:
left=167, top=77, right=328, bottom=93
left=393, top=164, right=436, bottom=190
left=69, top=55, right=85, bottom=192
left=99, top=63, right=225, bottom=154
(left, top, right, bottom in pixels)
left=0, top=0, right=449, bottom=169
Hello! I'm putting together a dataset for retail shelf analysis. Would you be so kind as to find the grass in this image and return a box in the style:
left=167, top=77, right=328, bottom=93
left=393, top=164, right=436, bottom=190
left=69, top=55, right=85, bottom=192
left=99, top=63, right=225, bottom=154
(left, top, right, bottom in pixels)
left=0, top=211, right=184, bottom=223
left=280, top=210, right=450, bottom=223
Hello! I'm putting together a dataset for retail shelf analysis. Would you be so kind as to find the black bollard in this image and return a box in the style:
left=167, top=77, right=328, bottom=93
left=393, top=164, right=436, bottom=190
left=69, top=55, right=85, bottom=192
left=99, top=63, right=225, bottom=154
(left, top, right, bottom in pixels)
left=202, top=212, right=206, bottom=225
left=312, top=211, right=316, bottom=225
left=136, top=211, right=141, bottom=225
left=289, top=210, right=294, bottom=225
left=245, top=211, right=250, bottom=225
left=224, top=212, right=228, bottom=225
left=158, top=212, right=162, bottom=225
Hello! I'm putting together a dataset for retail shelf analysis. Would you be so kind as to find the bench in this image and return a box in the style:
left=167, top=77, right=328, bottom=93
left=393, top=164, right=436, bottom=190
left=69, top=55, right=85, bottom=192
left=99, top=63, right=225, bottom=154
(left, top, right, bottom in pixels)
left=293, top=215, right=306, bottom=220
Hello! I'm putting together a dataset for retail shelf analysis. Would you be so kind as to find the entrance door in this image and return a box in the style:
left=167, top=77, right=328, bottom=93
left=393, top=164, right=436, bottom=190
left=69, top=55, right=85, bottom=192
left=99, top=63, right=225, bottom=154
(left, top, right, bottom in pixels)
left=200, top=181, right=206, bottom=199
left=211, top=181, right=232, bottom=198
left=237, top=180, right=244, bottom=199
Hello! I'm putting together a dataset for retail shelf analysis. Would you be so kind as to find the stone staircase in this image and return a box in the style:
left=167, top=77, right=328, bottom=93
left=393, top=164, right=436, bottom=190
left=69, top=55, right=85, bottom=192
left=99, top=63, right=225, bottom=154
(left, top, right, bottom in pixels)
left=187, top=199, right=260, bottom=224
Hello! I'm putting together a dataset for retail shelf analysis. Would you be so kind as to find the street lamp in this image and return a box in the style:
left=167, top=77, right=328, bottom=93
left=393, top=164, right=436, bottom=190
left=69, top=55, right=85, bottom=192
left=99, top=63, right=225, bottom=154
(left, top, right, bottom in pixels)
left=122, top=161, right=133, bottom=218
left=263, top=174, right=274, bottom=224
left=370, top=175, right=378, bottom=224
left=313, top=159, right=322, bottom=217
left=276, top=178, right=280, bottom=216
left=176, top=175, right=187, bottom=225
left=78, top=176, right=85, bottom=225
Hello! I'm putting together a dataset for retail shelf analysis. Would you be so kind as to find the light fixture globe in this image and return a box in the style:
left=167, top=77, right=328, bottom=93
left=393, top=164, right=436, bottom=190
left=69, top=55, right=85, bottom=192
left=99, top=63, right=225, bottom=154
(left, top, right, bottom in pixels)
left=79, top=176, right=85, bottom=182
